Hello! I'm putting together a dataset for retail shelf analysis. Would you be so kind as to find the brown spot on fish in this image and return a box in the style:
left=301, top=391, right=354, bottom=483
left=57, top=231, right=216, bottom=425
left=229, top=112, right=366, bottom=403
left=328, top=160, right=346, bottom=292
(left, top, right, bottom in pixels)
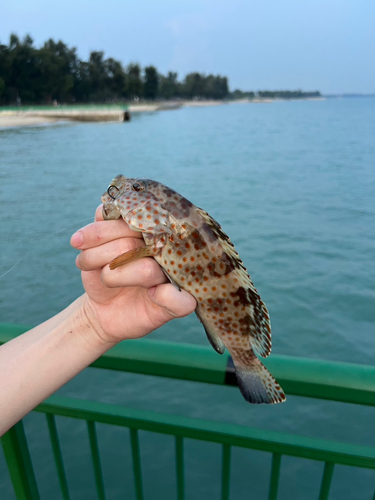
left=239, top=315, right=254, bottom=331
left=230, top=287, right=251, bottom=308
left=201, top=223, right=217, bottom=243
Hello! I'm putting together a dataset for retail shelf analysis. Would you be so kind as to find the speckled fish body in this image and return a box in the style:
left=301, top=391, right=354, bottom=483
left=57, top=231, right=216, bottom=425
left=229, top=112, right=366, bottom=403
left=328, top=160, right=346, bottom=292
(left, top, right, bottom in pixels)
left=101, top=175, right=285, bottom=404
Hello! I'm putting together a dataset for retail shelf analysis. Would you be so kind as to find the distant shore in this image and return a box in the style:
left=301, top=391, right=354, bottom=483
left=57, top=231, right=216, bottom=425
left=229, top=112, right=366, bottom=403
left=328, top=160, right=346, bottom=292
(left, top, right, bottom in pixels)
left=0, top=101, right=227, bottom=128
left=0, top=98, right=325, bottom=129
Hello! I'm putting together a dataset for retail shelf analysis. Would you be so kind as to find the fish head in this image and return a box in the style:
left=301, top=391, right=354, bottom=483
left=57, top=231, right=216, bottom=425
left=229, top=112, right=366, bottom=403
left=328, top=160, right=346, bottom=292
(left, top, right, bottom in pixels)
left=101, top=175, right=175, bottom=235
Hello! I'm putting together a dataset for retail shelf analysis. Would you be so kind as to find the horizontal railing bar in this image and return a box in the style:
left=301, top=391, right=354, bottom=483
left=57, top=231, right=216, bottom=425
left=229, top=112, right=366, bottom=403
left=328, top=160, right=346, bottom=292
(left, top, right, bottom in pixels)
left=35, top=395, right=375, bottom=470
left=1, top=323, right=374, bottom=406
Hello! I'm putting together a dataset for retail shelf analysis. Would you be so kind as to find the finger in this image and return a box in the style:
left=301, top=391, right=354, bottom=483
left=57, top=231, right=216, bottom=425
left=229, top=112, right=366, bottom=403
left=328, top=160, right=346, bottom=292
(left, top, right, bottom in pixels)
left=76, top=237, right=143, bottom=271
left=70, top=219, right=142, bottom=250
left=148, top=284, right=197, bottom=319
left=101, top=257, right=167, bottom=288
left=95, top=205, right=104, bottom=222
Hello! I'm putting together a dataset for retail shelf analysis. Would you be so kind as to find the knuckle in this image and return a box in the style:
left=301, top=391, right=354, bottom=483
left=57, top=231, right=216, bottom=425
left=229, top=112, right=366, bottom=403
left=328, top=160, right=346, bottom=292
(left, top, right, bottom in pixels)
left=77, top=249, right=95, bottom=270
left=101, top=267, right=116, bottom=287
left=77, top=250, right=88, bottom=270
left=116, top=239, right=133, bottom=255
left=140, top=258, right=163, bottom=283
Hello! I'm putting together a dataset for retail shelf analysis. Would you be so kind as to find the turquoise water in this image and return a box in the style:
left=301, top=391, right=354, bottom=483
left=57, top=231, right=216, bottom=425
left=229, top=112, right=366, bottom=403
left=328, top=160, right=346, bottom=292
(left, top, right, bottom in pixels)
left=0, top=100, right=374, bottom=499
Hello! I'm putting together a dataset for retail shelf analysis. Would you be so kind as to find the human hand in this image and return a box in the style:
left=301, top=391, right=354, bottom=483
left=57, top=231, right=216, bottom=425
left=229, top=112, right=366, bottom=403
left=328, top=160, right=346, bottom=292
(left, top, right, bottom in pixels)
left=70, top=206, right=196, bottom=345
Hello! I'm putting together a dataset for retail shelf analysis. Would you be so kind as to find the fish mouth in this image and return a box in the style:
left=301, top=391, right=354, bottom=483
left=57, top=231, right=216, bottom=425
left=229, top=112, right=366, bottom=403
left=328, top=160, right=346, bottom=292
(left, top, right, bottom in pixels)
left=102, top=201, right=121, bottom=220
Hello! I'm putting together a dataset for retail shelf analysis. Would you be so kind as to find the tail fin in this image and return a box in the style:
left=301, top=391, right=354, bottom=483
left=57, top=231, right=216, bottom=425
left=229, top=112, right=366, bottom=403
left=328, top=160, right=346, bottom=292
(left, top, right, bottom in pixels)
left=230, top=348, right=286, bottom=404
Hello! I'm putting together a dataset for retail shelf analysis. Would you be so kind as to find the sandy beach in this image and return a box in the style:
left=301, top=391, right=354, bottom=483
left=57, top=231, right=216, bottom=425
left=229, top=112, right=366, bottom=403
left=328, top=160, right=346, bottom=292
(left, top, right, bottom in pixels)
left=0, top=98, right=325, bottom=129
left=0, top=113, right=62, bottom=128
left=0, top=101, right=227, bottom=129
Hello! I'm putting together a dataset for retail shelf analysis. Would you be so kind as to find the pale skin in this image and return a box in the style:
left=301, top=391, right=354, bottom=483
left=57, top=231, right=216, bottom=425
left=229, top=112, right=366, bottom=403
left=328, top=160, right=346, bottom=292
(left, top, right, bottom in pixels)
left=0, top=206, right=196, bottom=436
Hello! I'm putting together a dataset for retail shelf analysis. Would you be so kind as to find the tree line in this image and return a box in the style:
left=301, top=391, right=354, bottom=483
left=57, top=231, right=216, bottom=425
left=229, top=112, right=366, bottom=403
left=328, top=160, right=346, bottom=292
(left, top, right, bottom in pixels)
left=0, top=34, right=229, bottom=105
left=0, top=34, right=321, bottom=105
left=231, top=89, right=321, bottom=100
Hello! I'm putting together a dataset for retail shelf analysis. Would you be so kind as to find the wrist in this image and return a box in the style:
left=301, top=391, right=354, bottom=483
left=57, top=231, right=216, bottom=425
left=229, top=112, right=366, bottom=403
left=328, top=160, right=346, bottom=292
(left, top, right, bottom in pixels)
left=77, top=294, right=118, bottom=352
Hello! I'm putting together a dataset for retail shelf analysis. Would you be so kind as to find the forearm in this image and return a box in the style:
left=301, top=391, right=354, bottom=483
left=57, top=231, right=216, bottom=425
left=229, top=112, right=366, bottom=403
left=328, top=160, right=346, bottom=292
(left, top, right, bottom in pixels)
left=0, top=295, right=114, bottom=436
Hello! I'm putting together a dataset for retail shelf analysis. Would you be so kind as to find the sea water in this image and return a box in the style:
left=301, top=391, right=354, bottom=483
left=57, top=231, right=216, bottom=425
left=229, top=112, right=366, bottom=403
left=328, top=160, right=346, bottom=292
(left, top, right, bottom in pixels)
left=0, top=99, right=374, bottom=499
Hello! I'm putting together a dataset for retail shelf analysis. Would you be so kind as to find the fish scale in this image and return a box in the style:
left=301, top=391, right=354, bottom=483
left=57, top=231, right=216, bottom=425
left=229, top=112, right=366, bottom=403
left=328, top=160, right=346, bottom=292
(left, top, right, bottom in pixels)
left=102, top=175, right=285, bottom=404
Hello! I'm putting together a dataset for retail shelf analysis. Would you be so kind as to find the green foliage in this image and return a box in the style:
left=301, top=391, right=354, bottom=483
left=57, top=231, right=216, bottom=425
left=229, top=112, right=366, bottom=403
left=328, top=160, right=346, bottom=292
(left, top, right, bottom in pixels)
left=229, top=89, right=255, bottom=99
left=126, top=63, right=142, bottom=99
left=143, top=66, right=158, bottom=100
left=257, top=90, right=321, bottom=99
left=0, top=33, right=320, bottom=105
left=229, top=89, right=321, bottom=100
left=0, top=77, right=5, bottom=97
left=182, top=73, right=228, bottom=99
left=37, top=39, right=79, bottom=103
left=0, top=33, right=232, bottom=104
left=105, top=58, right=127, bottom=98
left=159, top=72, right=180, bottom=99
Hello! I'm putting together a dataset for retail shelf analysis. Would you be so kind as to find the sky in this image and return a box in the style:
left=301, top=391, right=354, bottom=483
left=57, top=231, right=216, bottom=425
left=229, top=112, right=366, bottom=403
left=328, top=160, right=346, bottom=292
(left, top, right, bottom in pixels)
left=1, top=0, right=374, bottom=94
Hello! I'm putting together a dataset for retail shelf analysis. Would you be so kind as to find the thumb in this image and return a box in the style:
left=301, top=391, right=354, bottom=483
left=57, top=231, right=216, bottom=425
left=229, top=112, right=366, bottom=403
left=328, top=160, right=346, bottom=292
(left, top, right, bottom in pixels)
left=147, top=284, right=197, bottom=320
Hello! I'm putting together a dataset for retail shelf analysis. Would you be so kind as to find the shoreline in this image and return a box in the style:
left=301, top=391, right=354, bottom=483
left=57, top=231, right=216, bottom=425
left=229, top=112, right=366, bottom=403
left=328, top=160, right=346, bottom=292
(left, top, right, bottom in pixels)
left=0, top=102, right=204, bottom=128
left=0, top=98, right=325, bottom=129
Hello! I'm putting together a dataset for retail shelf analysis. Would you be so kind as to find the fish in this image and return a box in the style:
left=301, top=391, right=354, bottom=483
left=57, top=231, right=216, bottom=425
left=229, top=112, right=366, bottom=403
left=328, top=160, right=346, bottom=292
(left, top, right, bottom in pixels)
left=101, top=175, right=286, bottom=404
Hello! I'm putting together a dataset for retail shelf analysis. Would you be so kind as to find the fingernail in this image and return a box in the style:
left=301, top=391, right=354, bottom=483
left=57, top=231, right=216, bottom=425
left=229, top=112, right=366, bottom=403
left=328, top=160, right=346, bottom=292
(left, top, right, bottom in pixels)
left=70, top=231, right=83, bottom=248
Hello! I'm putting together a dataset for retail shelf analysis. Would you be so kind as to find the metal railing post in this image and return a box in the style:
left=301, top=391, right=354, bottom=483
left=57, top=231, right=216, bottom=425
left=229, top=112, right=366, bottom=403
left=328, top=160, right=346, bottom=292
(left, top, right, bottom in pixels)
left=1, top=420, right=40, bottom=500
left=268, top=453, right=282, bottom=500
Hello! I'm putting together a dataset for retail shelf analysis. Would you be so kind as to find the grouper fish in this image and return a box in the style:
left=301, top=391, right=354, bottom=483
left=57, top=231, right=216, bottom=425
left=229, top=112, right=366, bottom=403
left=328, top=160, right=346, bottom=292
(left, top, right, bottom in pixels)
left=101, top=175, right=286, bottom=404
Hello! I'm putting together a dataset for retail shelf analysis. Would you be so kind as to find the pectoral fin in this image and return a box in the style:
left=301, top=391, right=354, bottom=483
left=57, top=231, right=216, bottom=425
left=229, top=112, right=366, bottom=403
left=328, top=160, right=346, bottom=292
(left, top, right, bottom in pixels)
left=109, top=245, right=161, bottom=270
left=196, top=311, right=225, bottom=355
left=161, top=268, right=181, bottom=291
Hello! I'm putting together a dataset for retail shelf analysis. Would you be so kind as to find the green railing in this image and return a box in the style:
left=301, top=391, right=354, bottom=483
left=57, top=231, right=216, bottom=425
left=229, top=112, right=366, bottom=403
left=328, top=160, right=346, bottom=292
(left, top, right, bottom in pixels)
left=1, top=323, right=374, bottom=500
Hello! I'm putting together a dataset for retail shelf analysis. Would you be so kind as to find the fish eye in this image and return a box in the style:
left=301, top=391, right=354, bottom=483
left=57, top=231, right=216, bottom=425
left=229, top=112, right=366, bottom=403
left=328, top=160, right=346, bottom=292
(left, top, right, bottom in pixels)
left=132, top=179, right=147, bottom=192
left=107, top=185, right=120, bottom=200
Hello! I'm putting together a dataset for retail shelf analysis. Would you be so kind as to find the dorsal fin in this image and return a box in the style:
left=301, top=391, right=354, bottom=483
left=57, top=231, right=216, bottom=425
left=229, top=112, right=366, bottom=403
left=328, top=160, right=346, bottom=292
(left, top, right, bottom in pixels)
left=197, top=207, right=272, bottom=358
